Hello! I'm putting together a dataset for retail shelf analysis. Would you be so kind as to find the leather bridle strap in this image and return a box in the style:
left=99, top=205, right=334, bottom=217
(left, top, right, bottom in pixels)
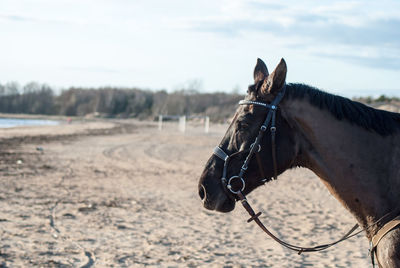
left=255, top=153, right=266, bottom=180
left=213, top=147, right=249, bottom=188
left=236, top=191, right=360, bottom=254
left=270, top=109, right=278, bottom=180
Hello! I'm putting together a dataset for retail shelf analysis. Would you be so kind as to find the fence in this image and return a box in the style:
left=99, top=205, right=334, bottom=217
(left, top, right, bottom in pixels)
left=158, top=115, right=210, bottom=133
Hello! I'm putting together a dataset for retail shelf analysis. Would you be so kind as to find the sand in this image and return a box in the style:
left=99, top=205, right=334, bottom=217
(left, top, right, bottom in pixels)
left=0, top=119, right=371, bottom=267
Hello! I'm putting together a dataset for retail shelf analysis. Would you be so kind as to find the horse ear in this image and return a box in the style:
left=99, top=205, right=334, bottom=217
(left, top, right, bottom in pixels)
left=260, top=58, right=287, bottom=96
left=253, top=58, right=269, bottom=84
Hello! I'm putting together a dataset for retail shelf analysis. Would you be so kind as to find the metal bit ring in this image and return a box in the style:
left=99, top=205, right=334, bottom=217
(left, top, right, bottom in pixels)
left=227, top=176, right=245, bottom=194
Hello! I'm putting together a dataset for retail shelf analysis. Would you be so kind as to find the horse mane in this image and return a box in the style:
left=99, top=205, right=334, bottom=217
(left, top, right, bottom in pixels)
left=286, top=83, right=400, bottom=136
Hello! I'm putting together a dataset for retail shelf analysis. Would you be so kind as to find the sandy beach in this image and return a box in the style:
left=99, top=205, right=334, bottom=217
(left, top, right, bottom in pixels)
left=0, top=119, right=371, bottom=267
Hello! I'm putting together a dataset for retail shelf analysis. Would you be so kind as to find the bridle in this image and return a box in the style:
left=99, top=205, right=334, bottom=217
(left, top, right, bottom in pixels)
left=213, top=84, right=286, bottom=196
left=212, top=84, right=364, bottom=255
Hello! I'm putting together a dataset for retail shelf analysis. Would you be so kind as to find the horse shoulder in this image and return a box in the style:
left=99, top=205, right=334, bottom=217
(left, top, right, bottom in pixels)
left=376, top=226, right=400, bottom=268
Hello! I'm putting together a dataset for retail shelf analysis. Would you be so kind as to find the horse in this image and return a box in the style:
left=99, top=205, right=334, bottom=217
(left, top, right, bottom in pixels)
left=198, top=58, right=400, bottom=267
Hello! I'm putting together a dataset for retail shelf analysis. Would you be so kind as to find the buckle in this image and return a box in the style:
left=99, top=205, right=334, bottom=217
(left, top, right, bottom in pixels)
left=250, top=142, right=261, bottom=152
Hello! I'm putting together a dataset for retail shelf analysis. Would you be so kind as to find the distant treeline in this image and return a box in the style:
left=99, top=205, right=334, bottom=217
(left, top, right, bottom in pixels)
left=0, top=82, right=242, bottom=122
left=1, top=82, right=398, bottom=122
left=353, top=95, right=400, bottom=104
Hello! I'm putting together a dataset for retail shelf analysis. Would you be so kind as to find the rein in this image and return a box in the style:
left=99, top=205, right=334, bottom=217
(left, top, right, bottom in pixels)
left=236, top=191, right=361, bottom=254
left=212, top=85, right=362, bottom=254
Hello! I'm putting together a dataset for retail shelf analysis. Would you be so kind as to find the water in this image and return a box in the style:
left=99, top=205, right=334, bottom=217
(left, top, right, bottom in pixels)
left=0, top=118, right=60, bottom=128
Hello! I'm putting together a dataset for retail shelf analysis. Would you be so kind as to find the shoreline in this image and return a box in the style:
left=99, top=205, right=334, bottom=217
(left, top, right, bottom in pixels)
left=0, top=112, right=76, bottom=121
left=0, top=118, right=155, bottom=145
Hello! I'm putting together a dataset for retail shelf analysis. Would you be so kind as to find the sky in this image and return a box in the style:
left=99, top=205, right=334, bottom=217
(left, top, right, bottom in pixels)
left=0, top=0, right=399, bottom=97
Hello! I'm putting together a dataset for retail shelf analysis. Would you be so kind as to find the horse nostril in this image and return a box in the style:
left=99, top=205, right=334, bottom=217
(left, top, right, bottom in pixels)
left=199, top=184, right=206, bottom=201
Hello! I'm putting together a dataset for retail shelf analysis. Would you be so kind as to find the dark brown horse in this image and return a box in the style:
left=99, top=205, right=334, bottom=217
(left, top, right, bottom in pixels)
left=198, top=58, right=400, bottom=267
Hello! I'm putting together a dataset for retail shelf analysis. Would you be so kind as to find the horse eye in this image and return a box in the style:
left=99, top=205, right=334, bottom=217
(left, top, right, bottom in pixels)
left=238, top=121, right=249, bottom=131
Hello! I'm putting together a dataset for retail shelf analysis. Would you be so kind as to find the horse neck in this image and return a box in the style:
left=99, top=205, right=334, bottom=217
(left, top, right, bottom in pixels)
left=281, top=98, right=400, bottom=238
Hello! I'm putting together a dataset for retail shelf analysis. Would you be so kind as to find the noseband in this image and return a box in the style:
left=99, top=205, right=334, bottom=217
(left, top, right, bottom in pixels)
left=213, top=85, right=286, bottom=195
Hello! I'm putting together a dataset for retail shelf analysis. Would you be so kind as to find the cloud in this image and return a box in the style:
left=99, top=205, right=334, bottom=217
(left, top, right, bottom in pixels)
left=0, top=14, right=41, bottom=23
left=63, top=66, right=122, bottom=74
left=0, top=13, right=79, bottom=26
left=247, top=1, right=285, bottom=10
left=290, top=18, right=400, bottom=49
left=317, top=53, right=400, bottom=70
left=176, top=0, right=400, bottom=70
left=1, top=0, right=399, bottom=94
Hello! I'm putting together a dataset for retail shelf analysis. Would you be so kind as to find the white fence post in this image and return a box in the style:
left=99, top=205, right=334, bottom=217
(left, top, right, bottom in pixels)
left=159, top=115, right=209, bottom=133
left=205, top=116, right=209, bottom=133
left=158, top=115, right=163, bottom=130
left=179, top=116, right=186, bottom=133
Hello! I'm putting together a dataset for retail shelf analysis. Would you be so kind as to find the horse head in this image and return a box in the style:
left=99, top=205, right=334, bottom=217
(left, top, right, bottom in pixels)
left=198, top=58, right=299, bottom=212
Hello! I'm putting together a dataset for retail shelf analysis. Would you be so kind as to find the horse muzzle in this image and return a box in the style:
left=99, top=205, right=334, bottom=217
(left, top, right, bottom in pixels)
left=198, top=181, right=236, bottom=212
